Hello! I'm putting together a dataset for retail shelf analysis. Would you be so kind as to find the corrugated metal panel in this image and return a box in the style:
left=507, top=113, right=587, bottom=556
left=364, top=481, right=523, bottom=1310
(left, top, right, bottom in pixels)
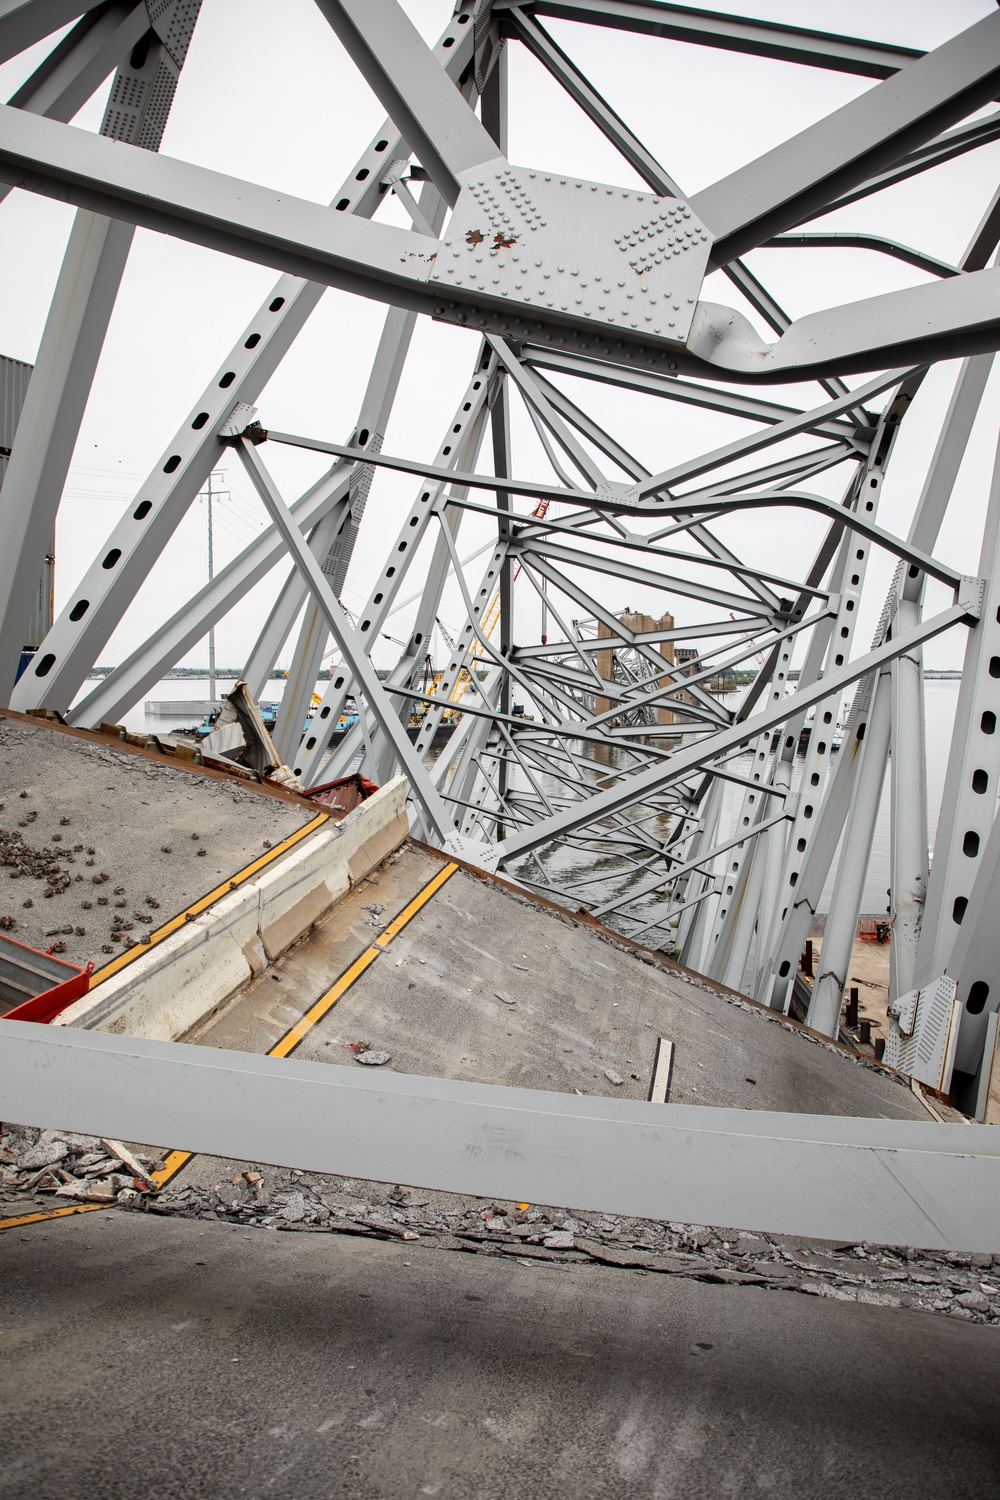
left=0, top=354, right=33, bottom=488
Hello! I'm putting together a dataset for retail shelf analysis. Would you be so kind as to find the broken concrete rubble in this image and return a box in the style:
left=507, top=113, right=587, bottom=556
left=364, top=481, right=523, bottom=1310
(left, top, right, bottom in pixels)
left=0, top=1125, right=160, bottom=1210
left=3, top=1124, right=998, bottom=1328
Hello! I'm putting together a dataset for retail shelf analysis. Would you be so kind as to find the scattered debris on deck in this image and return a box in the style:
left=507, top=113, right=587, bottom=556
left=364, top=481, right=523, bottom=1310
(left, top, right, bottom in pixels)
left=2, top=1123, right=998, bottom=1325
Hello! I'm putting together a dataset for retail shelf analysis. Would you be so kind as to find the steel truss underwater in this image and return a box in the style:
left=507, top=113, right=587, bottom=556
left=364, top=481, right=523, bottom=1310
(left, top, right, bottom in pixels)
left=4, top=0, right=1000, bottom=1122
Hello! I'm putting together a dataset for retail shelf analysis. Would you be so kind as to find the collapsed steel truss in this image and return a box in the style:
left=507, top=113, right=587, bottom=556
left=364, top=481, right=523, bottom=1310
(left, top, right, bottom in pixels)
left=4, top=0, right=1000, bottom=1112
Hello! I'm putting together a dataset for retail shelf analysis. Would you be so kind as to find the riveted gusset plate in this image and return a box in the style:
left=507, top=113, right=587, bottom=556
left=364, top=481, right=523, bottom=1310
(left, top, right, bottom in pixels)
left=430, top=165, right=711, bottom=345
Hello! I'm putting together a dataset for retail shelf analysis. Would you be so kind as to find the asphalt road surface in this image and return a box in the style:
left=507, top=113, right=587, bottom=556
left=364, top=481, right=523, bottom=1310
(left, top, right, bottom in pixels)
left=0, top=1210, right=997, bottom=1499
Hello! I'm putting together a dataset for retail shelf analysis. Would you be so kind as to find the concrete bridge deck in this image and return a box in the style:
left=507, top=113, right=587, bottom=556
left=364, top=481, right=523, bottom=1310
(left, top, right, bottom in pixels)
left=187, top=840, right=931, bottom=1122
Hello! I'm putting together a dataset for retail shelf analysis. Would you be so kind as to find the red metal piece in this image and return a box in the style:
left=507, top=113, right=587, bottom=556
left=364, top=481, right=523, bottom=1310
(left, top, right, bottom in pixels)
left=0, top=932, right=93, bottom=1024
left=305, top=772, right=379, bottom=814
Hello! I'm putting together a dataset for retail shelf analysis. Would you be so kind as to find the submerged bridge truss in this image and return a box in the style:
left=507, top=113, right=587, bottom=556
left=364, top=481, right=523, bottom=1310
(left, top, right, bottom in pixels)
left=3, top=0, right=1000, bottom=1115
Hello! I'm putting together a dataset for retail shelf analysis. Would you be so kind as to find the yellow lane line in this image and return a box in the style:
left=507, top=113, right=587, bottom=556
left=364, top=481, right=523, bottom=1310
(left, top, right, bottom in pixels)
left=0, top=1203, right=106, bottom=1230
left=373, top=861, right=457, bottom=947
left=88, top=811, right=329, bottom=987
left=1, top=859, right=459, bottom=1231
left=150, top=1149, right=197, bottom=1189
left=0, top=1146, right=199, bottom=1231
left=269, top=861, right=458, bottom=1060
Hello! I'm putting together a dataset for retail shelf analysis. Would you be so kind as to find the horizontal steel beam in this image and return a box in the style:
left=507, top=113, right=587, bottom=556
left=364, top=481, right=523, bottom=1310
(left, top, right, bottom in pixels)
left=498, top=1, right=921, bottom=79
left=263, top=432, right=968, bottom=588
left=1, top=1019, right=998, bottom=1251
left=6, top=108, right=1000, bottom=383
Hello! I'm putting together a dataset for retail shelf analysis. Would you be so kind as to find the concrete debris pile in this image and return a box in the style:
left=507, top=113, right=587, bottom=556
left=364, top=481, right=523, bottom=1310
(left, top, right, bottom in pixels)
left=9, top=1128, right=992, bottom=1327
left=146, top=1178, right=1000, bottom=1322
left=0, top=1125, right=159, bottom=1205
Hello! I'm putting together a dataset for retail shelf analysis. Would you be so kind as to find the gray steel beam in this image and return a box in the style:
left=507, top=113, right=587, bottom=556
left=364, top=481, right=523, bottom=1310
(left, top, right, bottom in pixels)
left=0, top=0, right=95, bottom=66
left=914, top=425, right=1000, bottom=994
left=10, top=270, right=324, bottom=714
left=242, top=529, right=327, bottom=704
left=268, top=508, right=342, bottom=768
left=68, top=463, right=351, bottom=728
left=10, top=18, right=477, bottom=715
left=0, top=215, right=133, bottom=694
left=765, top=232, right=958, bottom=281
left=945, top=810, right=1000, bottom=1088
left=6, top=3, right=148, bottom=132
left=692, top=12, right=1000, bottom=266
left=889, top=607, right=927, bottom=1002
left=889, top=355, right=995, bottom=1000
left=0, top=105, right=451, bottom=309
left=293, top=360, right=495, bottom=788
left=233, top=437, right=458, bottom=846
left=8, top=107, right=1000, bottom=384
left=506, top=7, right=865, bottom=415
left=505, top=8, right=681, bottom=197
left=815, top=113, right=1000, bottom=221
left=312, top=0, right=502, bottom=204
left=2, top=1018, right=999, bottom=1251
left=808, top=672, right=892, bottom=1037
left=522, top=347, right=862, bottom=438
left=497, top=2, right=921, bottom=79
left=0, top=11, right=200, bottom=697
left=266, top=434, right=967, bottom=588
left=274, top=190, right=447, bottom=767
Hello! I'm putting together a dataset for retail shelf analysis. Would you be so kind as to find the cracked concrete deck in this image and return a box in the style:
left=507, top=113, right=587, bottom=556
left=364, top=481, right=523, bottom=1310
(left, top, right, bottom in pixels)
left=189, top=841, right=930, bottom=1121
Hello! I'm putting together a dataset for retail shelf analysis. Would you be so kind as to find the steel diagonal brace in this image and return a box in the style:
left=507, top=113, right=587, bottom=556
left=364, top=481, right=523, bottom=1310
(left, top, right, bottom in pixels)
left=11, top=14, right=478, bottom=717
left=311, top=0, right=504, bottom=204
left=4, top=4, right=150, bottom=149
left=690, top=10, right=1000, bottom=266
left=494, top=2, right=923, bottom=79
left=230, top=436, right=464, bottom=852
left=502, top=5, right=865, bottom=420
left=590, top=806, right=792, bottom=922
left=266, top=435, right=967, bottom=591
left=0, top=1, right=97, bottom=66
left=9, top=106, right=1000, bottom=383
left=68, top=460, right=353, bottom=729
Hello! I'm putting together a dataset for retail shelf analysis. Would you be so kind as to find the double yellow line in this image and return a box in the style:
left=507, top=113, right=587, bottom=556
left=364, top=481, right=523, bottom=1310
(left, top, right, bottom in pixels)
left=1, top=861, right=458, bottom=1232
left=269, top=859, right=456, bottom=1059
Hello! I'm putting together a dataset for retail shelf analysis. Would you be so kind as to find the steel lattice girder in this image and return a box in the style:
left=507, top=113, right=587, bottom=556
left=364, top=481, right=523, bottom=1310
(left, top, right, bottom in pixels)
left=4, top=0, right=1000, bottom=1122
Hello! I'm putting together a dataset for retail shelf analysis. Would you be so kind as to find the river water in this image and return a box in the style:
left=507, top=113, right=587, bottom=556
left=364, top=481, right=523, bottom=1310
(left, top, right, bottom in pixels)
left=119, top=675, right=961, bottom=917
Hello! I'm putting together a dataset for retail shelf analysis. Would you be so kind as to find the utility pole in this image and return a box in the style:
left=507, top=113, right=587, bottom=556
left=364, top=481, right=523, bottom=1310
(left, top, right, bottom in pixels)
left=199, top=468, right=229, bottom=704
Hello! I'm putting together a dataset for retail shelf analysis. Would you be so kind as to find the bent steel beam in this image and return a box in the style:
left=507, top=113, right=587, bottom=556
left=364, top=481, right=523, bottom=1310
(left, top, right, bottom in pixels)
left=0, top=1018, right=997, bottom=1251
left=6, top=107, right=1000, bottom=382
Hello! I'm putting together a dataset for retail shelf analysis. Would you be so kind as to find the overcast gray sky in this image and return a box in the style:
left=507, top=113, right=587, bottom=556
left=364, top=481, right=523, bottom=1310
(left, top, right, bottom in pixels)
left=0, top=0, right=996, bottom=684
